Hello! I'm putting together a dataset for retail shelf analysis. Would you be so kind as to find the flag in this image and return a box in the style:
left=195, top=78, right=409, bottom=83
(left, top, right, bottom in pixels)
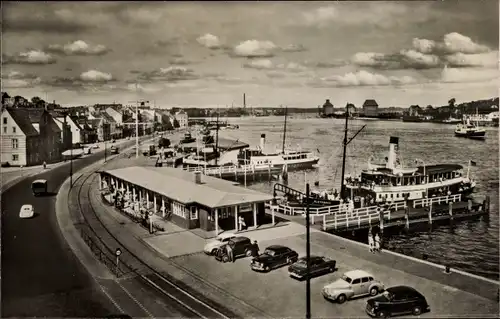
left=470, top=160, right=477, bottom=166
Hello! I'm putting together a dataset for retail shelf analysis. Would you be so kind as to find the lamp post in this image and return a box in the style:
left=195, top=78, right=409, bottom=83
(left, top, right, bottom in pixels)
left=63, top=112, right=73, bottom=187
left=305, top=183, right=311, bottom=319
left=415, top=158, right=427, bottom=197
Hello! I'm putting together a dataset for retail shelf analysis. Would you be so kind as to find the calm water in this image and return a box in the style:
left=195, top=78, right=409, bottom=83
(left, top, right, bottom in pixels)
left=216, top=116, right=499, bottom=280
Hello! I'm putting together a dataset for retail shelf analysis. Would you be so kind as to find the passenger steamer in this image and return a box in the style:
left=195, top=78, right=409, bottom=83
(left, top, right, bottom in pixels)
left=345, top=136, right=476, bottom=205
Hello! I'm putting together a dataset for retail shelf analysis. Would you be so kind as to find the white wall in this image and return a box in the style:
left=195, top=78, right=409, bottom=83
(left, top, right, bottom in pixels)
left=1, top=110, right=27, bottom=166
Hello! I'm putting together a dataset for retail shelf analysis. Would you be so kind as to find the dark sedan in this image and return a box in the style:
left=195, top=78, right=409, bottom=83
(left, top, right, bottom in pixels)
left=366, top=285, right=430, bottom=318
left=250, top=245, right=298, bottom=272
left=288, top=255, right=336, bottom=280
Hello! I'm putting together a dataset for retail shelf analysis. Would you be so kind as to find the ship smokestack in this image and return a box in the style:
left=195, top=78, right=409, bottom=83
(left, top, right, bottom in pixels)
left=386, top=136, right=399, bottom=169
left=243, top=93, right=246, bottom=109
left=260, top=133, right=266, bottom=151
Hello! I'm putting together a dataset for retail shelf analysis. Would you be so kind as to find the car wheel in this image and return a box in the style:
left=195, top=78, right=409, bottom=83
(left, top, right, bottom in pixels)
left=337, top=294, right=346, bottom=304
left=412, top=306, right=422, bottom=316
left=370, top=287, right=379, bottom=296
left=264, top=265, right=270, bottom=272
left=245, top=249, right=253, bottom=257
left=211, top=249, right=218, bottom=255
left=376, top=311, right=388, bottom=318
left=287, top=257, right=293, bottom=265
left=222, top=256, right=229, bottom=263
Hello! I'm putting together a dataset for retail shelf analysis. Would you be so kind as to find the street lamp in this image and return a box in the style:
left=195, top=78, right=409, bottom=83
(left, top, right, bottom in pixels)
left=415, top=158, right=427, bottom=197
left=305, top=183, right=311, bottom=319
left=63, top=112, right=73, bottom=187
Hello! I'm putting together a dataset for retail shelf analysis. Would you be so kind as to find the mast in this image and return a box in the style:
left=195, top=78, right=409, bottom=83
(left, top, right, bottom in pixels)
left=340, top=105, right=349, bottom=199
left=282, top=105, right=287, bottom=153
left=215, top=110, right=219, bottom=165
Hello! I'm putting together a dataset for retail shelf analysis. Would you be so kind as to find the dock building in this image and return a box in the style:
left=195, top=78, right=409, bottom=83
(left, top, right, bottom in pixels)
left=98, top=166, right=274, bottom=234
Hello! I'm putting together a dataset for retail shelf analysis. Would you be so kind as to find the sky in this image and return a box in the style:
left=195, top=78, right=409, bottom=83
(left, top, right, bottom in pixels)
left=1, top=1, right=499, bottom=108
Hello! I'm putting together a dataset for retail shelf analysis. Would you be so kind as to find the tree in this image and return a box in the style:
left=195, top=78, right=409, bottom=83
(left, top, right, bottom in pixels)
left=31, top=96, right=41, bottom=105
left=164, top=119, right=174, bottom=131
left=448, top=98, right=456, bottom=108
left=173, top=118, right=180, bottom=128
left=158, top=137, right=171, bottom=148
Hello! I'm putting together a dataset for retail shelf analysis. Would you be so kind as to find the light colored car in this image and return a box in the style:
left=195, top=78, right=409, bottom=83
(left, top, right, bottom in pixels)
left=203, top=233, right=237, bottom=255
left=19, top=204, right=35, bottom=219
left=322, top=269, right=384, bottom=304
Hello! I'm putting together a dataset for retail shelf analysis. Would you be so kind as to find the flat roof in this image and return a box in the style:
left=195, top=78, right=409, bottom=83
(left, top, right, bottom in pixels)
left=101, top=166, right=273, bottom=209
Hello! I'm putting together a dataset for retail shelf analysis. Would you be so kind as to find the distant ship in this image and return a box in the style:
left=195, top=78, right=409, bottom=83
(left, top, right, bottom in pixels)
left=455, top=109, right=486, bottom=139
left=442, top=117, right=461, bottom=124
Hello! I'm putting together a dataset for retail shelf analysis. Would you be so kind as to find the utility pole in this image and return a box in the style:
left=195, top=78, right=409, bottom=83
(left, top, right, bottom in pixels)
left=214, top=110, right=219, bottom=166
left=128, top=84, right=150, bottom=158
left=340, top=105, right=349, bottom=199
left=282, top=105, right=287, bottom=154
left=306, top=183, right=311, bottom=319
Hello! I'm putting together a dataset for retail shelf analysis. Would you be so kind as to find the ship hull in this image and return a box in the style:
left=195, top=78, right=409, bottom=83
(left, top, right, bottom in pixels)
left=454, top=130, right=486, bottom=139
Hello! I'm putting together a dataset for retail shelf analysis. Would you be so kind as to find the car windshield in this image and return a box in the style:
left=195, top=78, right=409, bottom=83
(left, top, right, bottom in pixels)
left=24, top=207, right=31, bottom=210
left=341, top=275, right=353, bottom=283
left=383, top=291, right=394, bottom=300
left=264, top=249, right=275, bottom=256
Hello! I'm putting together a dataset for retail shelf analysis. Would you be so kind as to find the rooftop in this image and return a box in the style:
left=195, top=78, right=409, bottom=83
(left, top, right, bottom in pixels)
left=101, top=166, right=273, bottom=208
left=363, top=99, right=379, bottom=107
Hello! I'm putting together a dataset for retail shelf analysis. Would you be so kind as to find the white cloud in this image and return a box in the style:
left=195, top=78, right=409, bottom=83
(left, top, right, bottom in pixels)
left=352, top=52, right=388, bottom=67
left=8, top=50, right=56, bottom=64
left=80, top=70, right=113, bottom=82
left=2, top=79, right=40, bottom=88
left=441, top=66, right=499, bottom=83
left=320, top=70, right=416, bottom=87
left=197, top=34, right=222, bottom=49
left=139, top=66, right=198, bottom=82
left=243, top=59, right=274, bottom=69
left=442, top=32, right=490, bottom=54
left=399, top=49, right=440, bottom=68
left=47, top=40, right=110, bottom=55
left=233, top=40, right=277, bottom=58
left=445, top=51, right=498, bottom=68
left=281, top=44, right=307, bottom=52
left=126, top=83, right=162, bottom=93
left=412, top=38, right=437, bottom=54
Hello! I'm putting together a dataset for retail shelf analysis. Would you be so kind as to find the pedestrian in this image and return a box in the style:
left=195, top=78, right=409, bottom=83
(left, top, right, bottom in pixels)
left=252, top=240, right=260, bottom=257
left=226, top=243, right=234, bottom=262
left=238, top=216, right=246, bottom=231
left=368, top=230, right=374, bottom=253
left=375, top=233, right=381, bottom=252
left=43, top=161, right=47, bottom=169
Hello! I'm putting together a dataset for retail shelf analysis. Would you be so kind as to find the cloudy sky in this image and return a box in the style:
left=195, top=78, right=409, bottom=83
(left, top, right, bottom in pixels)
left=2, top=1, right=499, bottom=108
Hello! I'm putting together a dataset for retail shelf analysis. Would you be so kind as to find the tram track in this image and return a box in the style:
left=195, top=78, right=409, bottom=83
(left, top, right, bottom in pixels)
left=73, top=159, right=235, bottom=319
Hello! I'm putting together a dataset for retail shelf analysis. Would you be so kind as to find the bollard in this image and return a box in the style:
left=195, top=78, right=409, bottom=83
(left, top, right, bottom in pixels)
left=448, top=202, right=453, bottom=221
left=467, top=199, right=472, bottom=211
left=444, top=265, right=451, bottom=274
left=422, top=254, right=428, bottom=260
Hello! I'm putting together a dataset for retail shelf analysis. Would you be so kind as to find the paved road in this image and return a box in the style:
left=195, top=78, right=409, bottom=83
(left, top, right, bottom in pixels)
left=1, top=139, right=143, bottom=317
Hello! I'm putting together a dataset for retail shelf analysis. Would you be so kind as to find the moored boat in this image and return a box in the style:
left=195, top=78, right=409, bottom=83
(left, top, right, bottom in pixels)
left=345, top=136, right=476, bottom=205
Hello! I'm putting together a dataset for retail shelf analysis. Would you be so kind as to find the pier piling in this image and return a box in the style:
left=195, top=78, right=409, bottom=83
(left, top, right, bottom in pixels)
left=404, top=206, right=409, bottom=230
left=448, top=202, right=454, bottom=221
left=378, top=206, right=384, bottom=235
left=428, top=203, right=433, bottom=225
left=484, top=195, right=490, bottom=213
left=467, top=199, right=472, bottom=211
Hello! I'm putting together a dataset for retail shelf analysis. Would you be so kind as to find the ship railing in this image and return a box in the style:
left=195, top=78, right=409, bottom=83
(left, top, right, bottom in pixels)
left=413, top=194, right=462, bottom=208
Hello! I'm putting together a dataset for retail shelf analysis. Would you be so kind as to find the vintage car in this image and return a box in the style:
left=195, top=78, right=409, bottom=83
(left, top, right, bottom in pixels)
left=110, top=146, right=119, bottom=154
left=19, top=204, right=35, bottom=219
left=214, top=236, right=253, bottom=262
left=288, top=255, right=337, bottom=280
left=203, top=233, right=237, bottom=255
left=366, top=285, right=430, bottom=318
left=322, top=269, right=385, bottom=304
left=250, top=245, right=298, bottom=272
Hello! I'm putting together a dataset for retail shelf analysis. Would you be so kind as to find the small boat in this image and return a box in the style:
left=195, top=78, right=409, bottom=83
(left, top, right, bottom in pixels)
left=442, top=117, right=461, bottom=124
left=454, top=119, right=486, bottom=139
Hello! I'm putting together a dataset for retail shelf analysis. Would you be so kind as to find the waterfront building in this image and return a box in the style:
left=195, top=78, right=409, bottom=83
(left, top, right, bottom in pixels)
left=362, top=99, right=379, bottom=117
left=322, top=99, right=334, bottom=117
left=175, top=110, right=189, bottom=128
left=1, top=107, right=63, bottom=166
left=98, top=166, right=274, bottom=234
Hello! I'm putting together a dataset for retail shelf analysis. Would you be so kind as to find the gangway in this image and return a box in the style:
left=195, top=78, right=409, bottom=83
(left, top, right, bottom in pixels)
left=273, top=183, right=339, bottom=207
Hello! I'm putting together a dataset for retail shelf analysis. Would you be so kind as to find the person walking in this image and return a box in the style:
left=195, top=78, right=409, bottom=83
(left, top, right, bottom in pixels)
left=251, top=240, right=260, bottom=257
left=374, top=233, right=381, bottom=252
left=238, top=216, right=246, bottom=231
left=368, top=229, right=374, bottom=253
left=226, top=243, right=234, bottom=263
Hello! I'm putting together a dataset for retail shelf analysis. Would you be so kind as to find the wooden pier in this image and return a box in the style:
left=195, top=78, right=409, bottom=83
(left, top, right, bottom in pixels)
left=267, top=194, right=490, bottom=233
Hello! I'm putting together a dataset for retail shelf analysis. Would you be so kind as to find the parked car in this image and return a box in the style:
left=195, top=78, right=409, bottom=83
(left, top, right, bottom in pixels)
left=288, top=255, right=336, bottom=280
left=322, top=270, right=385, bottom=304
left=19, top=204, right=35, bottom=219
left=110, top=146, right=119, bottom=154
left=251, top=245, right=298, bottom=272
left=366, top=286, right=430, bottom=318
left=204, top=233, right=237, bottom=255
left=214, top=236, right=253, bottom=262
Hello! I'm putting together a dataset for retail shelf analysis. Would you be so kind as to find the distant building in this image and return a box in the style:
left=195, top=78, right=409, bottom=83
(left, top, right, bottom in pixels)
left=1, top=92, right=14, bottom=108
left=346, top=103, right=357, bottom=115
left=408, top=105, right=422, bottom=116
left=1, top=107, right=63, bottom=166
left=322, top=99, right=334, bottom=117
left=362, top=99, right=379, bottom=117
left=175, top=110, right=189, bottom=127
left=105, top=107, right=124, bottom=125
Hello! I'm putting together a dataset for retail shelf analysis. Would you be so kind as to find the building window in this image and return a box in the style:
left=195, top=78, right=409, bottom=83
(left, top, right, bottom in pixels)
left=172, top=202, right=186, bottom=218
left=190, top=206, right=198, bottom=220
left=12, top=154, right=19, bottom=161
left=12, top=138, right=18, bottom=149
left=12, top=127, right=16, bottom=133
left=3, top=127, right=6, bottom=134
left=3, top=117, right=6, bottom=124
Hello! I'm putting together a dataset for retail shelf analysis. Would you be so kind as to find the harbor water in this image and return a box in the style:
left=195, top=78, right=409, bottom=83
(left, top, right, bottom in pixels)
left=215, top=116, right=499, bottom=281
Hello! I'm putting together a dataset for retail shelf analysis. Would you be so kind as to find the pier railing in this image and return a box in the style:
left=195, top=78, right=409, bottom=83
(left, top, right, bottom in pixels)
left=183, top=163, right=275, bottom=175
left=413, top=194, right=461, bottom=208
